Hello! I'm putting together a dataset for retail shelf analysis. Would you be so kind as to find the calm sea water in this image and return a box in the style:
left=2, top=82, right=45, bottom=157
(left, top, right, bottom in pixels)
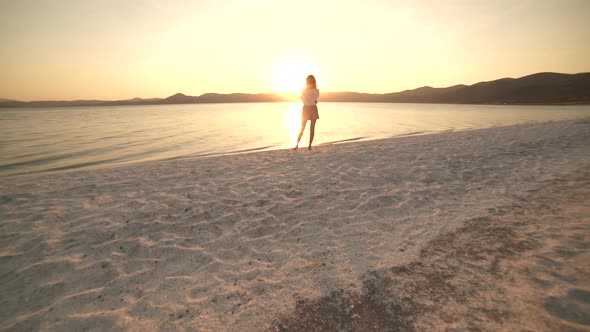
left=1, top=102, right=588, bottom=176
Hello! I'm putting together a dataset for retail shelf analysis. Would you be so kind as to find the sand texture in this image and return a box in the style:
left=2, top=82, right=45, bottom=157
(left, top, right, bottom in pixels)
left=1, top=118, right=589, bottom=331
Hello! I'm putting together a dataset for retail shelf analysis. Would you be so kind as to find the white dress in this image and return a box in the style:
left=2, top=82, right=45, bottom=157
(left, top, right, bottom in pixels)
left=301, top=88, right=320, bottom=106
left=301, top=88, right=320, bottom=121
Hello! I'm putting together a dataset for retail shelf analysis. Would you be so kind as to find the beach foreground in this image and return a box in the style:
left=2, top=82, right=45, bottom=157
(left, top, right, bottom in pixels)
left=1, top=119, right=589, bottom=331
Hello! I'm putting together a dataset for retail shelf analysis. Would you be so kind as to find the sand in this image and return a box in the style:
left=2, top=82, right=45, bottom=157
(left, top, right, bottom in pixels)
left=1, top=118, right=589, bottom=331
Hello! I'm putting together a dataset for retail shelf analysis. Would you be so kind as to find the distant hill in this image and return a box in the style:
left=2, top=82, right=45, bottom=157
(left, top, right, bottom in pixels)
left=1, top=72, right=589, bottom=108
left=0, top=97, right=164, bottom=108
left=160, top=92, right=288, bottom=104
left=321, top=72, right=590, bottom=104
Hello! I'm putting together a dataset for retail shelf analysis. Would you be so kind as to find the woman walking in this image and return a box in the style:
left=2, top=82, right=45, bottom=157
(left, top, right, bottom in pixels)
left=294, top=75, right=320, bottom=150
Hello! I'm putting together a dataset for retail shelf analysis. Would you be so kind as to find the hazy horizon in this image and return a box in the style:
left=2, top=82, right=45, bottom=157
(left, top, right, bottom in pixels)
left=1, top=0, right=589, bottom=101
left=2, top=71, right=590, bottom=103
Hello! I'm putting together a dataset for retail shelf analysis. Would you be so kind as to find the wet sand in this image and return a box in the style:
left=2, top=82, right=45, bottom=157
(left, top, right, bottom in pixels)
left=1, top=118, right=589, bottom=331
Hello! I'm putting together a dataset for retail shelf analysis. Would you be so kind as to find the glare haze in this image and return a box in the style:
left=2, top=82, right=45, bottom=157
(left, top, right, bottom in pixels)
left=1, top=0, right=589, bottom=101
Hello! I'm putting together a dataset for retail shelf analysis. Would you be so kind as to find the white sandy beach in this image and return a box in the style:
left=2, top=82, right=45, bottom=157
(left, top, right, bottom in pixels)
left=1, top=118, right=589, bottom=331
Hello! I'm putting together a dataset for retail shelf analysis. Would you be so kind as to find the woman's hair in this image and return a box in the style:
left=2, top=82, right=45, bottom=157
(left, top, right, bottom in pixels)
left=306, top=75, right=317, bottom=89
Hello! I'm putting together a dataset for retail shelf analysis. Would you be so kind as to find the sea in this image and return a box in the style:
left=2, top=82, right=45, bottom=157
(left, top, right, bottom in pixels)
left=1, top=102, right=589, bottom=177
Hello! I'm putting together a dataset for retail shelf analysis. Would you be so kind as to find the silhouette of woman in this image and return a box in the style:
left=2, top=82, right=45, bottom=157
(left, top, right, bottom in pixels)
left=294, top=75, right=319, bottom=150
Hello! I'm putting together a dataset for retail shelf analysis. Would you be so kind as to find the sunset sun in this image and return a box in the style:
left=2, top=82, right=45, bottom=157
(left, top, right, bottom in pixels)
left=272, top=61, right=317, bottom=94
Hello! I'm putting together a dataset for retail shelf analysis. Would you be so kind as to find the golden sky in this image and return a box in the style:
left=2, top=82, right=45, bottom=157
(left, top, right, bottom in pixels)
left=1, top=0, right=589, bottom=101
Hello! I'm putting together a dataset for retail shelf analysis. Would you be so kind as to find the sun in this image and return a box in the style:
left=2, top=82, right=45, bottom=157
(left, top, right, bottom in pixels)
left=272, top=61, right=317, bottom=94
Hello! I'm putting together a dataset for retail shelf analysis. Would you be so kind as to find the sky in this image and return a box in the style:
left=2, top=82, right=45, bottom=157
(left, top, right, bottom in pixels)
left=1, top=0, right=589, bottom=101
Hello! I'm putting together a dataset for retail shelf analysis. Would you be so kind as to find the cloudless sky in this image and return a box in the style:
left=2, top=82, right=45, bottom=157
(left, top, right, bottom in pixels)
left=1, top=0, right=589, bottom=101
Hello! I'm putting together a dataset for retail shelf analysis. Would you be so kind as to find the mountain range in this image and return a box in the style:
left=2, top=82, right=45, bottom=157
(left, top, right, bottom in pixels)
left=1, top=72, right=589, bottom=108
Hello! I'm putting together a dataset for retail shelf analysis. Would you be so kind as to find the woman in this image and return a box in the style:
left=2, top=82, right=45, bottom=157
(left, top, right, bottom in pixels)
left=294, top=75, right=320, bottom=150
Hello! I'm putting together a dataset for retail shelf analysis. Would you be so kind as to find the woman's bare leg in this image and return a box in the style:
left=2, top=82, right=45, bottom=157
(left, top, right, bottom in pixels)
left=294, top=119, right=307, bottom=150
left=308, top=119, right=316, bottom=150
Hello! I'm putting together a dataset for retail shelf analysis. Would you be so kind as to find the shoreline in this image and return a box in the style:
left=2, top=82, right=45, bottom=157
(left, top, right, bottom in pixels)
left=0, top=116, right=582, bottom=180
left=1, top=118, right=589, bottom=330
left=2, top=103, right=590, bottom=179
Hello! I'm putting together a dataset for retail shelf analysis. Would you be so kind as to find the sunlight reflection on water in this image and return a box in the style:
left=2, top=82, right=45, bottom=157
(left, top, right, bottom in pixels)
left=286, top=102, right=302, bottom=146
